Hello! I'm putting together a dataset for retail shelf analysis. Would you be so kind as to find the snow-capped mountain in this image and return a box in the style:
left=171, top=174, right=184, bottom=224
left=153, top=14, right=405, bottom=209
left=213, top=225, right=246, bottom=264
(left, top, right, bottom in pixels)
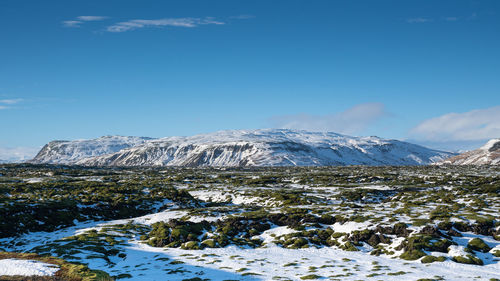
left=30, top=136, right=153, bottom=164
left=31, top=129, right=453, bottom=166
left=439, top=138, right=500, bottom=165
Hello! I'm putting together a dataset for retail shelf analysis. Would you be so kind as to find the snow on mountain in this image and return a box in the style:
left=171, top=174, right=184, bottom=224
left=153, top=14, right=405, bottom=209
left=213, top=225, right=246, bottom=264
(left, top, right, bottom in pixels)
left=30, top=136, right=153, bottom=164
left=439, top=138, right=500, bottom=165
left=31, top=129, right=453, bottom=167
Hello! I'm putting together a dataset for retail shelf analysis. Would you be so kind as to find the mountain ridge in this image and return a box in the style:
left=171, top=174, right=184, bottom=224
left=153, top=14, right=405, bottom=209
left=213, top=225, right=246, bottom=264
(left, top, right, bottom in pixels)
left=30, top=129, right=454, bottom=167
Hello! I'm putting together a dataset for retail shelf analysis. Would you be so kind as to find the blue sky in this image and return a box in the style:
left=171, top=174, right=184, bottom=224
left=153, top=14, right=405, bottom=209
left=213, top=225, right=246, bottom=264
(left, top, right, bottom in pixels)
left=1, top=0, right=499, bottom=159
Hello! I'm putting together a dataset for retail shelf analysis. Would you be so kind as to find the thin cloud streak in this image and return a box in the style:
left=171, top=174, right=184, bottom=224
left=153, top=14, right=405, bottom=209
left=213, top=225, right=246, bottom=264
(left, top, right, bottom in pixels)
left=0, top=98, right=23, bottom=105
left=269, top=103, right=388, bottom=135
left=77, top=16, right=108, bottom=21
left=62, top=16, right=108, bottom=28
left=230, top=15, right=255, bottom=19
left=63, top=20, right=82, bottom=27
left=106, top=17, right=225, bottom=32
left=0, top=98, right=23, bottom=109
left=407, top=14, right=478, bottom=24
left=406, top=17, right=433, bottom=23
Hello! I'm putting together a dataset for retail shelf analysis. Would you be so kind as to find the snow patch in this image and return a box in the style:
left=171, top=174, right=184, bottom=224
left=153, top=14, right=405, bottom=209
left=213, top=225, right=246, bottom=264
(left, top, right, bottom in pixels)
left=330, top=221, right=374, bottom=234
left=0, top=259, right=59, bottom=276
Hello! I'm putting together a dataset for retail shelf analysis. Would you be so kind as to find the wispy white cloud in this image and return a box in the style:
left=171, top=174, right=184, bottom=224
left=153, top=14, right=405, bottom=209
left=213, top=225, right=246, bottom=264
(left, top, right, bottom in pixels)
left=106, top=17, right=225, bottom=32
left=230, top=15, right=255, bottom=20
left=269, top=103, right=388, bottom=135
left=63, top=16, right=108, bottom=28
left=409, top=106, right=500, bottom=142
left=0, top=98, right=23, bottom=105
left=406, top=17, right=433, bottom=23
left=407, top=16, right=470, bottom=24
left=77, top=16, right=108, bottom=21
left=0, top=98, right=23, bottom=109
left=62, top=20, right=82, bottom=27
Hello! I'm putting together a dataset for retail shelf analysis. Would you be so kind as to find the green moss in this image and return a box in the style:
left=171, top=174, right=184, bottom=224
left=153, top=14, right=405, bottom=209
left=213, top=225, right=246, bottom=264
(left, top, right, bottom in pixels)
left=201, top=239, right=217, bottom=248
left=181, top=241, right=201, bottom=250
left=241, top=272, right=262, bottom=276
left=467, top=238, right=491, bottom=253
left=400, top=249, right=426, bottom=260
left=300, top=274, right=322, bottom=280
left=452, top=254, right=483, bottom=265
left=431, top=239, right=453, bottom=253
left=340, top=241, right=359, bottom=251
left=421, top=255, right=446, bottom=263
left=115, top=273, right=133, bottom=279
left=387, top=271, right=407, bottom=276
left=331, top=232, right=346, bottom=239
left=412, top=219, right=431, bottom=226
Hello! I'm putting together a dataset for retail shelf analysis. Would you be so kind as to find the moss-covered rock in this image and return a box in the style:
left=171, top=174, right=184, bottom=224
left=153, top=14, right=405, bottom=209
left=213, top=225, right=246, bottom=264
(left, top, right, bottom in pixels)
left=400, top=249, right=426, bottom=260
left=467, top=238, right=491, bottom=253
left=452, top=254, right=483, bottom=265
left=421, top=255, right=446, bottom=263
left=340, top=241, right=359, bottom=251
left=181, top=241, right=202, bottom=250
left=200, top=239, right=217, bottom=248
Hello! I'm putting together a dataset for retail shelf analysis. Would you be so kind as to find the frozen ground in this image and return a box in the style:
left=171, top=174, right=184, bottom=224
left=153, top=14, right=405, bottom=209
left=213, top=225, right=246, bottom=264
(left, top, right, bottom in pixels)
left=1, top=208, right=499, bottom=281
left=0, top=165, right=499, bottom=280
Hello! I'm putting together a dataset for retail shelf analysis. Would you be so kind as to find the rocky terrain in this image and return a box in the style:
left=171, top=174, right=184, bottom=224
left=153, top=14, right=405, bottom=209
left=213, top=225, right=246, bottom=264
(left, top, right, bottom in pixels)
left=0, top=164, right=498, bottom=280
left=31, top=129, right=453, bottom=167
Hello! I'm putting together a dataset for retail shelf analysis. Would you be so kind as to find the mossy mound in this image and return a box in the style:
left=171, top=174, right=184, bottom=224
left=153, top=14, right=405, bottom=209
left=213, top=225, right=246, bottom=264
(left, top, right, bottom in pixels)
left=421, top=255, right=446, bottom=263
left=467, top=238, right=491, bottom=253
left=452, top=254, right=484, bottom=265
left=400, top=249, right=426, bottom=260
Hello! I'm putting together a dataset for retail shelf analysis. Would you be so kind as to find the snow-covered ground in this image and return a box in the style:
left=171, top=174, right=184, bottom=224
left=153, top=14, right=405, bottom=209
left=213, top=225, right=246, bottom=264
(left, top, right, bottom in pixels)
left=330, top=221, right=375, bottom=234
left=1, top=165, right=498, bottom=280
left=0, top=259, right=59, bottom=276
left=1, top=208, right=498, bottom=281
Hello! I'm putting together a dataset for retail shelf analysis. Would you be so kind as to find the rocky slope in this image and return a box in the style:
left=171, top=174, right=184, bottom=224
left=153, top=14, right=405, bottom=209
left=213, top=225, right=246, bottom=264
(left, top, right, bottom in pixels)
left=439, top=138, right=500, bottom=165
left=31, top=129, right=453, bottom=167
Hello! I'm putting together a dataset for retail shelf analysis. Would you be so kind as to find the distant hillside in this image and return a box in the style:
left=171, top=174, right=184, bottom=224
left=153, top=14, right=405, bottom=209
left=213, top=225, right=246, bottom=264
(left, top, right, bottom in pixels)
left=30, top=136, right=153, bottom=164
left=439, top=139, right=500, bottom=165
